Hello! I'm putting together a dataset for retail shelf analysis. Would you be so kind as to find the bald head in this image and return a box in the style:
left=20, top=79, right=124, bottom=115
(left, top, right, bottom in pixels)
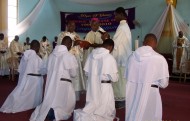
left=30, top=40, right=40, bottom=53
left=143, top=33, right=157, bottom=50
left=61, top=36, right=72, bottom=50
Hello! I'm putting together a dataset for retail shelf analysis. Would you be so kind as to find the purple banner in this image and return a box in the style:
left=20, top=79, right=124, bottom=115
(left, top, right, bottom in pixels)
left=60, top=7, right=135, bottom=33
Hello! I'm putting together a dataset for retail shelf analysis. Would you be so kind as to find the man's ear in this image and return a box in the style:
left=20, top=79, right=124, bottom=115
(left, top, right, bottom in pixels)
left=108, top=46, right=114, bottom=53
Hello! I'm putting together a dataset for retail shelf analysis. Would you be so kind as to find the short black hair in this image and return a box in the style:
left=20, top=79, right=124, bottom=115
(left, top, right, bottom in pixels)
left=30, top=40, right=40, bottom=49
left=102, top=39, right=114, bottom=48
left=26, top=37, right=30, bottom=40
left=115, top=7, right=127, bottom=17
left=42, top=36, right=47, bottom=40
left=15, top=35, right=19, bottom=38
left=66, top=15, right=75, bottom=25
left=61, top=36, right=72, bottom=45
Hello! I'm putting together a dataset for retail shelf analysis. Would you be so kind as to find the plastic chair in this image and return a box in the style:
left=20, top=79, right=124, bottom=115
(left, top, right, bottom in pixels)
left=7, top=57, right=19, bottom=81
left=179, top=61, right=190, bottom=82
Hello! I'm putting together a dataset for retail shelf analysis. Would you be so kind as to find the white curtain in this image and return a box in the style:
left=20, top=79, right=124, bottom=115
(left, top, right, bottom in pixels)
left=171, top=5, right=190, bottom=40
left=150, top=4, right=190, bottom=73
left=150, top=5, right=170, bottom=42
left=8, top=0, right=46, bottom=36
left=151, top=4, right=190, bottom=42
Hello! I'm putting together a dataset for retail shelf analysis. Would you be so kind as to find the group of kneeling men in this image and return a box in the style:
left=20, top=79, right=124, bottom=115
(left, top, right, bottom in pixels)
left=0, top=6, right=169, bottom=121
left=0, top=33, right=169, bottom=121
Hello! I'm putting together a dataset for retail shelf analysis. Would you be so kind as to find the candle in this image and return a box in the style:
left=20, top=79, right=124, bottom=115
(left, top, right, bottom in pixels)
left=135, top=39, right=139, bottom=50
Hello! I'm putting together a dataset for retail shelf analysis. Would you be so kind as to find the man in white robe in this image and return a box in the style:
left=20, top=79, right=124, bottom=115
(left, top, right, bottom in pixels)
left=39, top=36, right=52, bottom=59
left=23, top=37, right=31, bottom=51
left=9, top=35, right=23, bottom=58
left=74, top=39, right=118, bottom=121
left=0, top=33, right=9, bottom=76
left=125, top=33, right=169, bottom=121
left=104, top=7, right=132, bottom=108
left=83, top=18, right=105, bottom=65
left=0, top=40, right=44, bottom=113
left=39, top=36, right=52, bottom=75
left=58, top=20, right=85, bottom=100
left=30, top=36, right=78, bottom=121
left=172, top=31, right=189, bottom=73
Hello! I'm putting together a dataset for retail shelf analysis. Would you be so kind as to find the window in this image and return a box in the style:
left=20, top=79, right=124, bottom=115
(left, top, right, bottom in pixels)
left=8, top=0, right=18, bottom=44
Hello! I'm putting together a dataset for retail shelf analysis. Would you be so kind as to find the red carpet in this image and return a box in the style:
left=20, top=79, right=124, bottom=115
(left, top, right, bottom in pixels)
left=0, top=77, right=190, bottom=121
left=161, top=80, right=190, bottom=121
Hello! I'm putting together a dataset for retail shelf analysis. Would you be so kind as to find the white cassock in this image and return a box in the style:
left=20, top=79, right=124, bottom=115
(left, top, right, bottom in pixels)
left=9, top=40, right=23, bottom=58
left=0, top=40, right=9, bottom=75
left=39, top=40, right=52, bottom=74
left=83, top=27, right=105, bottom=65
left=74, top=48, right=118, bottom=121
left=172, top=36, right=189, bottom=73
left=58, top=31, right=85, bottom=98
left=0, top=50, right=44, bottom=113
left=39, top=39, right=52, bottom=59
left=125, top=46, right=169, bottom=121
left=30, top=45, right=78, bottom=121
left=23, top=43, right=30, bottom=51
left=112, top=20, right=132, bottom=101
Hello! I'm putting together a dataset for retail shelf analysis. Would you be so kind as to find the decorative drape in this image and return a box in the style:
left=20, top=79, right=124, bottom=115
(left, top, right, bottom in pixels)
left=8, top=0, right=46, bottom=36
left=150, top=5, right=170, bottom=42
left=171, top=5, right=190, bottom=39
left=151, top=4, right=190, bottom=54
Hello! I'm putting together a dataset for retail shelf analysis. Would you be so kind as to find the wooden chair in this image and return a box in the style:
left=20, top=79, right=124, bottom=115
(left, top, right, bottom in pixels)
left=7, top=57, right=19, bottom=81
left=179, top=60, right=190, bottom=82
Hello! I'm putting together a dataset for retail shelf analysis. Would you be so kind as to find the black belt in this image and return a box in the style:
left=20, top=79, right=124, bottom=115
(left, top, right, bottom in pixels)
left=60, top=78, right=72, bottom=83
left=151, top=85, right=158, bottom=88
left=27, top=73, right=42, bottom=76
left=101, top=80, right=111, bottom=83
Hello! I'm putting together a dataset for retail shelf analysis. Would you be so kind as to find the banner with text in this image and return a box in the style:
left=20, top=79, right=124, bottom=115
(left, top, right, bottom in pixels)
left=60, top=7, right=135, bottom=33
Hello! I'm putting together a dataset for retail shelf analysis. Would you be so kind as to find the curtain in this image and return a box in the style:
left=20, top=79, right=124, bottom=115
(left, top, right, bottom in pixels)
left=151, top=4, right=190, bottom=54
left=150, top=5, right=170, bottom=42
left=171, top=5, right=190, bottom=40
left=0, top=0, right=8, bottom=45
left=8, top=0, right=47, bottom=36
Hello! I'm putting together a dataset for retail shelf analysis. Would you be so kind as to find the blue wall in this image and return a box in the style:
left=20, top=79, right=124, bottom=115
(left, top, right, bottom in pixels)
left=18, top=0, right=190, bottom=50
